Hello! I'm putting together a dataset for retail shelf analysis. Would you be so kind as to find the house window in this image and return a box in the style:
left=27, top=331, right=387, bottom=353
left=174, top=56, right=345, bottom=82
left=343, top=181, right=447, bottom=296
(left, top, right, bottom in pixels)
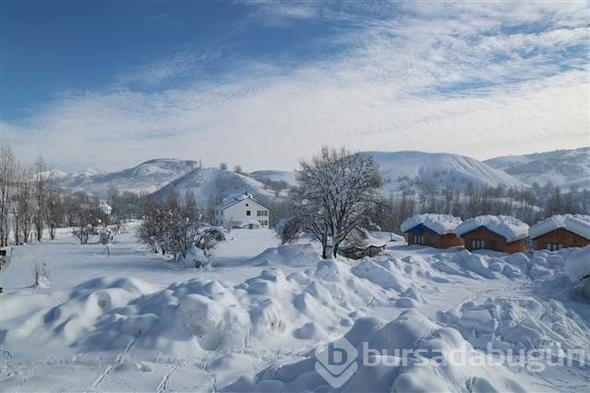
left=257, top=210, right=264, bottom=216
left=415, top=234, right=424, bottom=245
left=246, top=210, right=251, bottom=216
left=472, top=239, right=485, bottom=249
left=547, top=243, right=563, bottom=251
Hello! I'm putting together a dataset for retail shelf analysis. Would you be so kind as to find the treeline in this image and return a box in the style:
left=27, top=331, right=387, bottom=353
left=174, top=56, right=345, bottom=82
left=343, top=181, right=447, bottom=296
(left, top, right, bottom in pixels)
left=269, top=167, right=590, bottom=236
left=0, top=141, right=140, bottom=247
left=365, top=181, right=590, bottom=233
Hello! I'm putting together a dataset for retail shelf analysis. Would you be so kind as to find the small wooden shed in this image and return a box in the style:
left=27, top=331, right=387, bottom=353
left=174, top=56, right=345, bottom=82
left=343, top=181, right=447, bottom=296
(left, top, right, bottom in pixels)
left=529, top=215, right=590, bottom=251
left=456, top=215, right=529, bottom=254
left=401, top=214, right=463, bottom=249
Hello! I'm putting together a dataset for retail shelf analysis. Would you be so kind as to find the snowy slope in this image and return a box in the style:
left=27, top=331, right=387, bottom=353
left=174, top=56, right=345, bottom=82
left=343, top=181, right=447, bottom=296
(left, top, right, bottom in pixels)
left=365, top=151, right=526, bottom=193
left=250, top=170, right=297, bottom=187
left=57, top=159, right=202, bottom=196
left=152, top=167, right=275, bottom=207
left=485, top=147, right=590, bottom=189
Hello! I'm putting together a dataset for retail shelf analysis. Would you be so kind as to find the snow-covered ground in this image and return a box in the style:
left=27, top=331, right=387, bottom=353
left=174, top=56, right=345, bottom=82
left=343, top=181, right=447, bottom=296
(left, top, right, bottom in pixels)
left=1, top=223, right=589, bottom=392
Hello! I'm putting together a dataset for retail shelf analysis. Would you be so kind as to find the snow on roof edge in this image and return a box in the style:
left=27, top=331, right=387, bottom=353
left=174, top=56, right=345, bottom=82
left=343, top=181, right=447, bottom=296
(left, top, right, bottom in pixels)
left=401, top=214, right=462, bottom=235
left=529, top=215, right=590, bottom=240
left=456, top=215, right=529, bottom=243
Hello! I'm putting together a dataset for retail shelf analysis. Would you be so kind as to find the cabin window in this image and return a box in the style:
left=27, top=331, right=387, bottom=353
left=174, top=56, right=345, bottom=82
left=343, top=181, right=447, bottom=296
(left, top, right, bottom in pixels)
left=547, top=243, right=563, bottom=251
left=415, top=234, right=424, bottom=245
left=246, top=210, right=251, bottom=216
left=472, top=239, right=485, bottom=249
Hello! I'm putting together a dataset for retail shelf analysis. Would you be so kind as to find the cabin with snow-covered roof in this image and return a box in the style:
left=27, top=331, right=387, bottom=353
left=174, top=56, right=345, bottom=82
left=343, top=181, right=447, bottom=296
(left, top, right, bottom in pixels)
left=456, top=215, right=528, bottom=254
left=214, top=193, right=269, bottom=229
left=401, top=214, right=463, bottom=249
left=529, top=215, right=590, bottom=251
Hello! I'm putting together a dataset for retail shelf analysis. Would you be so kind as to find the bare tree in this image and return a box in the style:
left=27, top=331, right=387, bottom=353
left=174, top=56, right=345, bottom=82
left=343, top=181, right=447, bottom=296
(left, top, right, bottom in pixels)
left=33, top=157, right=47, bottom=242
left=233, top=165, right=243, bottom=174
left=295, top=147, right=381, bottom=259
left=15, top=165, right=34, bottom=244
left=0, top=140, right=16, bottom=247
left=219, top=162, right=228, bottom=170
left=44, top=175, right=64, bottom=240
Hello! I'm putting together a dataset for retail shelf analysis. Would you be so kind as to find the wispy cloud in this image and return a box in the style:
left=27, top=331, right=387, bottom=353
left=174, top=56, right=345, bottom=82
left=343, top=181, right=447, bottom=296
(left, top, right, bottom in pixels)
left=4, top=1, right=589, bottom=171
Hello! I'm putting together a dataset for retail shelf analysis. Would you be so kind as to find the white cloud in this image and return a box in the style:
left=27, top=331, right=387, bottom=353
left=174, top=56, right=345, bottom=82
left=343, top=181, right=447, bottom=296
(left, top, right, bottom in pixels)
left=4, top=1, right=589, bottom=172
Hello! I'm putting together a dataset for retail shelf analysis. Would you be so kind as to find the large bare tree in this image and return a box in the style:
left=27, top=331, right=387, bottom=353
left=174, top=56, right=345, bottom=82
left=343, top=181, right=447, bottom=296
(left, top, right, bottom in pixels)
left=295, top=147, right=381, bottom=259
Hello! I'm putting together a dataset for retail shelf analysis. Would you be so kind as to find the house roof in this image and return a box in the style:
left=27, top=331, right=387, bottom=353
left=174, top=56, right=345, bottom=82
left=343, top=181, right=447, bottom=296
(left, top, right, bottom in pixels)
left=529, top=214, right=590, bottom=240
left=218, top=192, right=268, bottom=210
left=456, top=215, right=529, bottom=243
left=401, top=214, right=462, bottom=235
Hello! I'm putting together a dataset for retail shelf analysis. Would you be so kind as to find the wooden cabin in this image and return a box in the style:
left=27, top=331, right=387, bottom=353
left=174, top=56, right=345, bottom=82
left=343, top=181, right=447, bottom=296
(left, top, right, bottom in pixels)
left=460, top=226, right=526, bottom=254
left=401, top=214, right=463, bottom=249
left=456, top=216, right=528, bottom=254
left=529, top=215, right=590, bottom=251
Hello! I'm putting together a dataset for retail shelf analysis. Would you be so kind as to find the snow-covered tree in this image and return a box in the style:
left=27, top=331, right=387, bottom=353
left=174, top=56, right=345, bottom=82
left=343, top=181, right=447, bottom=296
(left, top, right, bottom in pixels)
left=295, top=147, right=381, bottom=259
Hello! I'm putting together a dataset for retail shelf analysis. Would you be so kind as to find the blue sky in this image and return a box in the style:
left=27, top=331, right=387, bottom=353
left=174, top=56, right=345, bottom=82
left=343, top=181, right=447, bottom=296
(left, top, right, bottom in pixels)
left=1, top=1, right=589, bottom=171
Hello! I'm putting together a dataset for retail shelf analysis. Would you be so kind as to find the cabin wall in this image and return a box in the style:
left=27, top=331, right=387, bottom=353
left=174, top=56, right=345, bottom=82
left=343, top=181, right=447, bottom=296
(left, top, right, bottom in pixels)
left=533, top=228, right=590, bottom=250
left=462, top=227, right=525, bottom=254
left=406, top=230, right=463, bottom=249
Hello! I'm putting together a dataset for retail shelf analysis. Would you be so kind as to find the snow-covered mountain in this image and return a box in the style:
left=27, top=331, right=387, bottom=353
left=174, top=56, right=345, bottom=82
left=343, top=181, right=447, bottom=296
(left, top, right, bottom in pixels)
left=485, top=147, right=590, bottom=189
left=365, top=151, right=526, bottom=193
left=58, top=159, right=202, bottom=196
left=152, top=167, right=275, bottom=207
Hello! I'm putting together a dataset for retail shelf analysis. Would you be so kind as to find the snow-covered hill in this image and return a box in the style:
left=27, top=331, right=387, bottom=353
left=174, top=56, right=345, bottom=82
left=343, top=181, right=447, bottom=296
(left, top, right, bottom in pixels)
left=152, top=167, right=275, bottom=207
left=485, top=147, right=590, bottom=189
left=250, top=170, right=297, bottom=187
left=365, top=151, right=526, bottom=193
left=57, top=158, right=202, bottom=196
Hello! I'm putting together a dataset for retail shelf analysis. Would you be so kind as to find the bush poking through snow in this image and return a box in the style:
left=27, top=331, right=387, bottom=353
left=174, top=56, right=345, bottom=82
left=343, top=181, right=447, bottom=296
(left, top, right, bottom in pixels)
left=275, top=217, right=302, bottom=245
left=32, top=260, right=50, bottom=288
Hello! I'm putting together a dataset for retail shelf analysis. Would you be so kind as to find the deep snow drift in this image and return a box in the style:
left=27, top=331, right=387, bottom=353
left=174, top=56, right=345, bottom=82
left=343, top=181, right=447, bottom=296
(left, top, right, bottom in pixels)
left=1, top=227, right=589, bottom=392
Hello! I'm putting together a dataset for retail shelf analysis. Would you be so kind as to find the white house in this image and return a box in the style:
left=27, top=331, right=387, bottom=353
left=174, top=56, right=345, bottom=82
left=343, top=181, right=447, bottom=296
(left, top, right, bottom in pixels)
left=99, top=201, right=112, bottom=215
left=214, top=193, right=270, bottom=229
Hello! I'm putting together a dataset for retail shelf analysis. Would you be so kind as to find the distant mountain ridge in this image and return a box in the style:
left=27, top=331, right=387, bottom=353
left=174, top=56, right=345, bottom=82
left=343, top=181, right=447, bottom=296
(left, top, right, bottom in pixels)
left=484, top=147, right=590, bottom=189
left=54, top=147, right=589, bottom=203
left=57, top=158, right=202, bottom=196
left=365, top=151, right=526, bottom=192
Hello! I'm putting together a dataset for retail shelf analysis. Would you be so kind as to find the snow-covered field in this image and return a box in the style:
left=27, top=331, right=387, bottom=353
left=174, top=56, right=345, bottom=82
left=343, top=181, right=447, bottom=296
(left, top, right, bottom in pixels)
left=1, top=223, right=589, bottom=392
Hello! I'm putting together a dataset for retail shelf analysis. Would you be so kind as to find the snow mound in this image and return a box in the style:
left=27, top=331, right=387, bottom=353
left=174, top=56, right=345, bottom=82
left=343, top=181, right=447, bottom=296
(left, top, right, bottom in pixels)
left=2, top=277, right=156, bottom=351
left=401, top=214, right=462, bottom=234
left=439, top=296, right=590, bottom=357
left=456, top=215, right=529, bottom=242
left=565, top=246, right=590, bottom=282
left=224, top=310, right=527, bottom=392
left=4, top=258, right=425, bottom=356
left=247, top=244, right=320, bottom=267
left=530, top=214, right=590, bottom=240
